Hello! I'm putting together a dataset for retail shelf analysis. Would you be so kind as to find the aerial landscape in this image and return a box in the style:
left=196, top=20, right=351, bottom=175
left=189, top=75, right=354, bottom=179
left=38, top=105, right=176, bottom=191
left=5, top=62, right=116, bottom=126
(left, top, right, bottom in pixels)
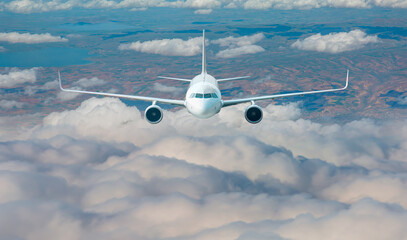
left=0, top=0, right=407, bottom=239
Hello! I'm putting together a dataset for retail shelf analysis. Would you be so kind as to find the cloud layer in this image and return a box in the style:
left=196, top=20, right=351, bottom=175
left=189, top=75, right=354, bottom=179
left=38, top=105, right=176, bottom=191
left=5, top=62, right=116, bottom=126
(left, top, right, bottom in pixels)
left=119, top=37, right=202, bottom=56
left=1, top=0, right=406, bottom=13
left=1, top=97, right=406, bottom=239
left=291, top=29, right=379, bottom=53
left=0, top=32, right=68, bottom=44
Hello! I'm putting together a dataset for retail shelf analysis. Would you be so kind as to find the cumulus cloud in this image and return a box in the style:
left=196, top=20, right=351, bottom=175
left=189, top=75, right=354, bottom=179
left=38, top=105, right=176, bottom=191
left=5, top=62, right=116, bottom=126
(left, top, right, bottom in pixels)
left=212, top=32, right=264, bottom=47
left=0, top=46, right=5, bottom=52
left=3, top=0, right=75, bottom=13
left=0, top=68, right=38, bottom=88
left=0, top=32, right=68, bottom=44
left=153, top=82, right=184, bottom=94
left=119, top=37, right=202, bottom=56
left=1, top=97, right=406, bottom=239
left=194, top=8, right=213, bottom=14
left=166, top=0, right=222, bottom=8
left=217, top=45, right=266, bottom=58
left=213, top=33, right=265, bottom=58
left=0, top=100, right=25, bottom=109
left=76, top=77, right=107, bottom=88
left=55, top=76, right=108, bottom=101
left=398, top=96, right=407, bottom=105
left=242, top=0, right=407, bottom=9
left=291, top=29, right=379, bottom=53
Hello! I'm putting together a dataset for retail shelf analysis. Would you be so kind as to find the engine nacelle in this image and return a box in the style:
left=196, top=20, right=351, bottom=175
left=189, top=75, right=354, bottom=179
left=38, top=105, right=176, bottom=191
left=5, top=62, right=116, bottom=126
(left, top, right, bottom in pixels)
left=245, top=105, right=263, bottom=124
left=145, top=105, right=163, bottom=124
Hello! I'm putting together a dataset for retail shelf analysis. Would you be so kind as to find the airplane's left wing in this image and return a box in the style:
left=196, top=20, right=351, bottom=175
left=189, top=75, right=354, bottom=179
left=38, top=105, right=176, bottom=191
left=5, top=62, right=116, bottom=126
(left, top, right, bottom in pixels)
left=217, top=76, right=250, bottom=82
left=223, top=70, right=349, bottom=107
left=58, top=71, right=185, bottom=106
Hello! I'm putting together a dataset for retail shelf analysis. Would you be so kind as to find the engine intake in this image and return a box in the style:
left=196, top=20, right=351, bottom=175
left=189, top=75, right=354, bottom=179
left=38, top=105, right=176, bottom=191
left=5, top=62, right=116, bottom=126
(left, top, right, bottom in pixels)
left=145, top=105, right=163, bottom=124
left=245, top=105, right=263, bottom=124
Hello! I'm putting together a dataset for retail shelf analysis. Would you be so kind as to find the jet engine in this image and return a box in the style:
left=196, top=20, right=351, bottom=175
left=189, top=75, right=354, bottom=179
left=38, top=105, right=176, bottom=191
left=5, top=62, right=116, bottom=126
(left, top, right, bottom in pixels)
left=145, top=105, right=163, bottom=124
left=245, top=104, right=263, bottom=124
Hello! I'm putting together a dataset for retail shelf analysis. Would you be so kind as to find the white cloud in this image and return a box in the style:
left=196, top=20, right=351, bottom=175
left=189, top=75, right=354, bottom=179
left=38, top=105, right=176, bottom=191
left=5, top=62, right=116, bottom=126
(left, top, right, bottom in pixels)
left=1, top=0, right=406, bottom=13
left=275, top=199, right=407, bottom=240
left=76, top=77, right=107, bottom=88
left=242, top=0, right=407, bottom=9
left=216, top=45, right=265, bottom=58
left=0, top=32, right=68, bottom=44
left=130, top=7, right=147, bottom=11
left=174, top=0, right=221, bottom=8
left=57, top=90, right=82, bottom=101
left=4, top=0, right=75, bottom=13
left=56, top=76, right=108, bottom=101
left=398, top=96, right=407, bottom=105
left=1, top=97, right=406, bottom=239
left=213, top=33, right=265, bottom=58
left=243, top=0, right=323, bottom=9
left=153, top=82, right=184, bottom=94
left=118, top=33, right=265, bottom=58
left=194, top=8, right=213, bottom=14
left=119, top=37, right=203, bottom=56
left=291, top=29, right=379, bottom=53
left=374, top=0, right=407, bottom=8
left=0, top=68, right=38, bottom=88
left=3, top=0, right=407, bottom=13
left=0, top=100, right=25, bottom=109
left=212, top=33, right=265, bottom=47
left=0, top=46, right=5, bottom=52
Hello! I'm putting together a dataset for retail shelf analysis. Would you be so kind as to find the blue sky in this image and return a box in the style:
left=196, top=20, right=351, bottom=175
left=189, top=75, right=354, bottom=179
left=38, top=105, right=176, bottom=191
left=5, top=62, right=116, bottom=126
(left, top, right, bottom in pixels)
left=0, top=1, right=407, bottom=240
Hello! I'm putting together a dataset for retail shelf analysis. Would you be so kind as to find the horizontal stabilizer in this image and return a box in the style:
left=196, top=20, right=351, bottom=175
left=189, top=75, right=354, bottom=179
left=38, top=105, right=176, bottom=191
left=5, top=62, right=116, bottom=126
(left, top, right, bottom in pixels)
left=217, top=76, right=250, bottom=82
left=158, top=76, right=191, bottom=82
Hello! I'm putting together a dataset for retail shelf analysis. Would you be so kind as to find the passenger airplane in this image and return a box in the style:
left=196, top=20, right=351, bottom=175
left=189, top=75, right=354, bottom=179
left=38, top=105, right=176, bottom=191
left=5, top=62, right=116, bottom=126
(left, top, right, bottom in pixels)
left=59, top=30, right=349, bottom=124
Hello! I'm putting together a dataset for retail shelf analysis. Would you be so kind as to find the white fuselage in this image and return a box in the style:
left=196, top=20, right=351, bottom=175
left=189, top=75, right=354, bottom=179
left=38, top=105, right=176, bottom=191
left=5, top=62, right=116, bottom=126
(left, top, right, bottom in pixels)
left=185, top=72, right=222, bottom=119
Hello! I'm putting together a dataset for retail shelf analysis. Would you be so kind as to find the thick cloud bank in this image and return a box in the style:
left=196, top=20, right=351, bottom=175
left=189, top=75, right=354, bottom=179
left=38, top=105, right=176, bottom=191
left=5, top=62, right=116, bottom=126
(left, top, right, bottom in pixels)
left=119, top=37, right=202, bottom=56
left=1, top=0, right=406, bottom=13
left=0, top=32, right=68, bottom=44
left=1, top=97, right=407, bottom=239
left=291, top=30, right=379, bottom=53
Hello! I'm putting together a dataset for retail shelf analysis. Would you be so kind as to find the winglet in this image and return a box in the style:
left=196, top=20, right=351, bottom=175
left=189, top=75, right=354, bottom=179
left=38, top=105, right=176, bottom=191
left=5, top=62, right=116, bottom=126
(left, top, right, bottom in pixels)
left=344, top=69, right=349, bottom=90
left=202, top=29, right=206, bottom=74
left=58, top=70, right=64, bottom=91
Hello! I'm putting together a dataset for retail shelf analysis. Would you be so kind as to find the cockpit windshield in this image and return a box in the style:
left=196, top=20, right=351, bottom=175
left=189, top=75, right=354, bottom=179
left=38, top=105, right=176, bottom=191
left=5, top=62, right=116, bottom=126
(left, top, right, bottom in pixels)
left=190, top=93, right=218, bottom=99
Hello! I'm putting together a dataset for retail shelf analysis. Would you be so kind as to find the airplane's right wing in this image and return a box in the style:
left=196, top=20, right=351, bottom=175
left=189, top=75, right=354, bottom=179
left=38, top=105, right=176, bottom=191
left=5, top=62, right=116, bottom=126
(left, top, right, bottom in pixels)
left=58, top=71, right=185, bottom=106
left=222, top=70, right=349, bottom=107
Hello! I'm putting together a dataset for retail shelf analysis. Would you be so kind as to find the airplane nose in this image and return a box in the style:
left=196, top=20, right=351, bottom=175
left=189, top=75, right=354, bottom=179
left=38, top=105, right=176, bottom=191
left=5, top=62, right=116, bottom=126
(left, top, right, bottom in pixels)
left=189, top=100, right=215, bottom=118
left=195, top=102, right=210, bottom=114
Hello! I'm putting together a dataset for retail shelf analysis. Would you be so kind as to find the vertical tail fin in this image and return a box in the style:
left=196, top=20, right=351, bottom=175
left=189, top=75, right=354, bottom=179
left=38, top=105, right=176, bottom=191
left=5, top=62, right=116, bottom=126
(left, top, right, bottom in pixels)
left=202, top=29, right=206, bottom=74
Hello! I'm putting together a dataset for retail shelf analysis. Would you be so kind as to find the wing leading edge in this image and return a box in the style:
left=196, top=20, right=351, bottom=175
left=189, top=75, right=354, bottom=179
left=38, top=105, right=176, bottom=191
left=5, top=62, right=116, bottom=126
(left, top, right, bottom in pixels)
left=222, top=70, right=349, bottom=107
left=58, top=71, right=185, bottom=106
